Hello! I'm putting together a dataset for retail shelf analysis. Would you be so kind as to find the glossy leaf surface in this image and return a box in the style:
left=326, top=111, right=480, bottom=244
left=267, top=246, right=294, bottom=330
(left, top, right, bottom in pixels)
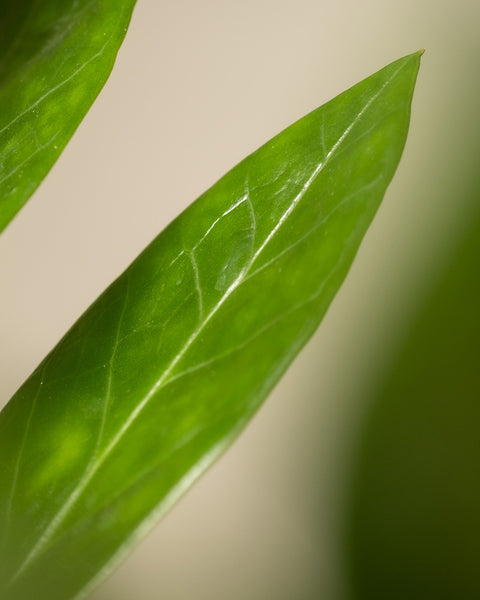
left=0, top=53, right=421, bottom=600
left=347, top=195, right=480, bottom=599
left=0, top=0, right=137, bottom=233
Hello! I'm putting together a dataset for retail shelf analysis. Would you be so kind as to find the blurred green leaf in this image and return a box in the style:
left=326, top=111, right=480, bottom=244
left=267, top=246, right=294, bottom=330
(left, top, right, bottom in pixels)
left=0, top=0, right=137, bottom=233
left=0, top=52, right=421, bottom=600
left=347, top=191, right=480, bottom=598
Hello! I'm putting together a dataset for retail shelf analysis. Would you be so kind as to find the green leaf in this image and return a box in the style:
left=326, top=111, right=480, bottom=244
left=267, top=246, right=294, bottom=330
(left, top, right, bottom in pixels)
left=0, top=52, right=421, bottom=600
left=0, top=0, right=137, bottom=233
left=346, top=194, right=480, bottom=599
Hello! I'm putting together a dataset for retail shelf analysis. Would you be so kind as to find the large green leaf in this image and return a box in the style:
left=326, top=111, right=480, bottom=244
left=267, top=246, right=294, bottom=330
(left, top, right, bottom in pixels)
left=0, top=53, right=421, bottom=600
left=0, top=0, right=137, bottom=233
left=346, top=192, right=480, bottom=598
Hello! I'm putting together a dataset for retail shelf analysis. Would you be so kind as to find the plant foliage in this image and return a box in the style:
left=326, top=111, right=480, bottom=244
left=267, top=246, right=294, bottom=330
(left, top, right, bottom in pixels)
left=0, top=50, right=421, bottom=600
left=0, top=0, right=137, bottom=233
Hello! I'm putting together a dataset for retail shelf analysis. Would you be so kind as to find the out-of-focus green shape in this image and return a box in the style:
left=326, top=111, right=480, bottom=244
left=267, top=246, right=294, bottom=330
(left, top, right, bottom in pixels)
left=347, top=197, right=480, bottom=598
left=0, top=53, right=421, bottom=600
left=0, top=0, right=137, bottom=233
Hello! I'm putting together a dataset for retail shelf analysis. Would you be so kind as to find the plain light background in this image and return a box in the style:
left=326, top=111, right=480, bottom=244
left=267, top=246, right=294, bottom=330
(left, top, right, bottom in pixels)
left=1, top=1, right=479, bottom=598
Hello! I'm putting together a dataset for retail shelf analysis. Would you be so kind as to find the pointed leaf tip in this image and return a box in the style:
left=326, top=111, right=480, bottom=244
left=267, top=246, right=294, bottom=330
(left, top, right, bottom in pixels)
left=0, top=53, right=420, bottom=600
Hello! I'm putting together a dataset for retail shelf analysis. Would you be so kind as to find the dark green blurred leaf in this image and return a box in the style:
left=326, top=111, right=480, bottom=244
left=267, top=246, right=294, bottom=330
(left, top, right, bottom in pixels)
left=347, top=194, right=480, bottom=598
left=0, top=53, right=421, bottom=600
left=0, top=0, right=137, bottom=233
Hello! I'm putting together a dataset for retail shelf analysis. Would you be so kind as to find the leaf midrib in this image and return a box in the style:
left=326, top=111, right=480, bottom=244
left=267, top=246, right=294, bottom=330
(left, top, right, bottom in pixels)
left=7, top=60, right=406, bottom=587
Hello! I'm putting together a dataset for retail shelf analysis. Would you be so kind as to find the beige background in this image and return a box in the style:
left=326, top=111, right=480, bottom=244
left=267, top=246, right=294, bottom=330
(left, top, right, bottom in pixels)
left=1, top=1, right=479, bottom=598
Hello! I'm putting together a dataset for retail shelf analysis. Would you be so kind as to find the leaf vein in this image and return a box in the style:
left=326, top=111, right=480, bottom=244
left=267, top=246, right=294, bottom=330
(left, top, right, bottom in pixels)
left=0, top=40, right=111, bottom=138
left=3, top=361, right=49, bottom=550
left=94, top=273, right=131, bottom=457
left=8, top=61, right=407, bottom=584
